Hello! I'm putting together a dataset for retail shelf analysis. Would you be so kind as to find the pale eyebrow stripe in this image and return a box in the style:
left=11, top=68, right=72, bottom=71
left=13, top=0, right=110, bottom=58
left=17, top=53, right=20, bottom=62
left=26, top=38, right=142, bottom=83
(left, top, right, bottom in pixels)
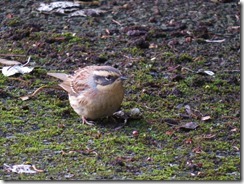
left=93, top=70, right=120, bottom=76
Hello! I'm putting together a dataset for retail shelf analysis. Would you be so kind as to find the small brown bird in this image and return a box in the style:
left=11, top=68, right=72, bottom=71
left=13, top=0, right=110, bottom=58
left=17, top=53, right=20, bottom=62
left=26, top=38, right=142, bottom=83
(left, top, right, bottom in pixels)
left=47, top=65, right=125, bottom=125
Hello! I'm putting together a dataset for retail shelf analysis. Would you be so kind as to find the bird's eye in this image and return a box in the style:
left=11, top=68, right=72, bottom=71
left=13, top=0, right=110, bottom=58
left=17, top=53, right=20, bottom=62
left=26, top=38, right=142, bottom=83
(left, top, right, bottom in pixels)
left=105, top=75, right=112, bottom=81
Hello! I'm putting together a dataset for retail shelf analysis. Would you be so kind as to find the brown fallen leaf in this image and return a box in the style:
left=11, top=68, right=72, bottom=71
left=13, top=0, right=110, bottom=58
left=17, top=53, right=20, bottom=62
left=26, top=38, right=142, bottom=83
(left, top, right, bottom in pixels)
left=192, top=146, right=203, bottom=154
left=165, top=130, right=174, bottom=136
left=185, top=138, right=193, bottom=144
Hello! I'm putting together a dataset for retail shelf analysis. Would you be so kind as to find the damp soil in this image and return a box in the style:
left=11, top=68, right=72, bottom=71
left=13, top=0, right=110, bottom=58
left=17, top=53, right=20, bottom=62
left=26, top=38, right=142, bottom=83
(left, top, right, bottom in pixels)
left=0, top=0, right=240, bottom=180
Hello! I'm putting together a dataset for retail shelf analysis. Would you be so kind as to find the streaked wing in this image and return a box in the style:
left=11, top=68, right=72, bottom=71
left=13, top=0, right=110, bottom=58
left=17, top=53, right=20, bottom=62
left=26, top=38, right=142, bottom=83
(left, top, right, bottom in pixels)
left=70, top=66, right=96, bottom=95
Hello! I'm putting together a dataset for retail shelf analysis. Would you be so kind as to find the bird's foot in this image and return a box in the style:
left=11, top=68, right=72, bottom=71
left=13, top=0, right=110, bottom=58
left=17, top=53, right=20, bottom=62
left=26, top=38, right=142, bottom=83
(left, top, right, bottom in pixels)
left=82, top=116, right=95, bottom=126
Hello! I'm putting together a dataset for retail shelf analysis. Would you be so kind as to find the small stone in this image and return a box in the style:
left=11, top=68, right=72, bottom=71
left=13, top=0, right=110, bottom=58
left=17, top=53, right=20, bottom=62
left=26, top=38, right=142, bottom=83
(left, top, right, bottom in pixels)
left=129, top=108, right=142, bottom=119
left=132, top=130, right=139, bottom=137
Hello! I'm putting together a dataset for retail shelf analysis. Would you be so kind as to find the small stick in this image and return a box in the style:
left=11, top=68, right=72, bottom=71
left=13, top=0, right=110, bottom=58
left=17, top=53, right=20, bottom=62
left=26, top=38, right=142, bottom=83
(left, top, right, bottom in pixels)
left=22, top=56, right=31, bottom=67
left=112, top=19, right=122, bottom=26
left=0, top=54, right=26, bottom=57
left=20, top=85, right=62, bottom=101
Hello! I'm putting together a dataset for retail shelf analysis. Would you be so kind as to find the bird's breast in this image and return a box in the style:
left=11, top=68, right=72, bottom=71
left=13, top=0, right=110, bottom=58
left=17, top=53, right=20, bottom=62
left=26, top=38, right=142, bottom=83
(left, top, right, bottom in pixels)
left=73, top=82, right=124, bottom=120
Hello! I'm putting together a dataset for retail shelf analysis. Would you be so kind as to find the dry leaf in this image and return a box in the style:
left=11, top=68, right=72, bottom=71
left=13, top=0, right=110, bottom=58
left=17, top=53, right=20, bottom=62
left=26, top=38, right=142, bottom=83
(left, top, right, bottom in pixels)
left=165, top=130, right=174, bottom=136
left=185, top=138, right=193, bottom=144
left=1, top=56, right=34, bottom=77
left=202, top=134, right=216, bottom=139
left=163, top=118, right=179, bottom=126
left=2, top=65, right=34, bottom=76
left=205, top=39, right=225, bottom=43
left=180, top=122, right=199, bottom=130
left=69, top=10, right=86, bottom=17
left=0, top=58, right=21, bottom=65
left=185, top=105, right=193, bottom=116
left=37, top=1, right=105, bottom=17
left=230, top=128, right=237, bottom=132
left=201, top=115, right=211, bottom=121
left=192, top=146, right=203, bottom=154
left=37, top=1, right=80, bottom=12
left=203, top=70, right=215, bottom=76
left=196, top=69, right=215, bottom=76
left=4, top=163, right=43, bottom=174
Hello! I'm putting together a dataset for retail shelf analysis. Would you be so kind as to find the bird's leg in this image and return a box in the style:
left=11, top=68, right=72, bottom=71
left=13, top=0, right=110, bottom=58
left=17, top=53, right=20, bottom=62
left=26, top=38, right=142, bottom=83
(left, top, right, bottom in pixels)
left=82, top=116, right=95, bottom=126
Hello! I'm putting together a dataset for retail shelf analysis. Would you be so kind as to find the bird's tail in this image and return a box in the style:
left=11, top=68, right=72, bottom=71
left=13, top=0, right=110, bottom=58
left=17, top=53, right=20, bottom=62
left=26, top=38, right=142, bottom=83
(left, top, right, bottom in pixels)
left=47, top=72, right=68, bottom=81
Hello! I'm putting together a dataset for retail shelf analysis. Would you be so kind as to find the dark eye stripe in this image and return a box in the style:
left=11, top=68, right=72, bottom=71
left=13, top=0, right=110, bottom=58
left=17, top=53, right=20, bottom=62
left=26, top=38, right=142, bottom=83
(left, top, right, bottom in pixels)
left=93, top=75, right=118, bottom=86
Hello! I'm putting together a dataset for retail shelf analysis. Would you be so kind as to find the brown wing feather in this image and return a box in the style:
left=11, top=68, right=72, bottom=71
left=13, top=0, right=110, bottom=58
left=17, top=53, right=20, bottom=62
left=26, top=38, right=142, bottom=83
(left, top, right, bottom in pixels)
left=59, top=81, right=73, bottom=94
left=48, top=65, right=112, bottom=95
left=70, top=66, right=96, bottom=93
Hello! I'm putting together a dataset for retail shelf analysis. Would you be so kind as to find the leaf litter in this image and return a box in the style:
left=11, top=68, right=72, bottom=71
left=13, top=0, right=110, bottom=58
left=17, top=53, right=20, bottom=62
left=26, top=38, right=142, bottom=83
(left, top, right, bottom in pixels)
left=180, top=122, right=199, bottom=130
left=4, top=163, right=43, bottom=174
left=37, top=1, right=106, bottom=17
left=1, top=56, right=34, bottom=77
left=0, top=58, right=21, bottom=65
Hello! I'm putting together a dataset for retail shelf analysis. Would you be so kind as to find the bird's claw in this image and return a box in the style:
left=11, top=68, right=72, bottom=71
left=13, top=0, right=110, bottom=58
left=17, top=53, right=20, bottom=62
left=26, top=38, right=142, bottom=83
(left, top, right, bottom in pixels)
left=82, top=116, right=95, bottom=126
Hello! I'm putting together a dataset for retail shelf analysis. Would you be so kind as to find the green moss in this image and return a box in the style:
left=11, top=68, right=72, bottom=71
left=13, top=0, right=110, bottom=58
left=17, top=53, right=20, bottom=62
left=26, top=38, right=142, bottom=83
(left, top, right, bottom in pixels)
left=122, top=47, right=144, bottom=56
left=6, top=18, right=21, bottom=27
left=11, top=48, right=26, bottom=55
left=162, top=51, right=175, bottom=58
left=177, top=53, right=193, bottom=63
left=62, top=32, right=83, bottom=43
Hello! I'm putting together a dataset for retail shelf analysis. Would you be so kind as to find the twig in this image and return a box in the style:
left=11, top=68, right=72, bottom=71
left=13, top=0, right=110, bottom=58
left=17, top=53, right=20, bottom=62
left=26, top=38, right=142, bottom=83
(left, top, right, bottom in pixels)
left=112, top=19, right=122, bottom=26
left=181, top=67, right=194, bottom=73
left=22, top=56, right=31, bottom=67
left=0, top=54, right=26, bottom=57
left=222, top=70, right=240, bottom=73
left=20, top=85, right=62, bottom=101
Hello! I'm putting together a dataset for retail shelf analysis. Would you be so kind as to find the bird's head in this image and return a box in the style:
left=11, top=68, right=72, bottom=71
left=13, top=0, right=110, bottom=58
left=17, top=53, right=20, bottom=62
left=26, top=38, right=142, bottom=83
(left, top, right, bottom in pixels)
left=92, top=66, right=126, bottom=92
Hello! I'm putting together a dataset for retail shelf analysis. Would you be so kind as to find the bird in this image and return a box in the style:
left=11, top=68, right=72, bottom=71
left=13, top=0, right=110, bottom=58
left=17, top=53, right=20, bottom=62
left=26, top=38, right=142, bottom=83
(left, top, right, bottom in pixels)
left=47, top=65, right=125, bottom=125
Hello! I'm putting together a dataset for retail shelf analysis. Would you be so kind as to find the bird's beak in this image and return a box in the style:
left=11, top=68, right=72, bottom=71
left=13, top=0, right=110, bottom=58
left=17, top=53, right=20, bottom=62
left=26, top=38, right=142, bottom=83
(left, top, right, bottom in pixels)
left=120, top=76, right=127, bottom=80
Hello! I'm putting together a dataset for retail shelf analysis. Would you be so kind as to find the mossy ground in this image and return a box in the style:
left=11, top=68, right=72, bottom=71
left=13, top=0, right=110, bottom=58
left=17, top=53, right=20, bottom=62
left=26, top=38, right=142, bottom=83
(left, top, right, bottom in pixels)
left=0, top=0, right=240, bottom=180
